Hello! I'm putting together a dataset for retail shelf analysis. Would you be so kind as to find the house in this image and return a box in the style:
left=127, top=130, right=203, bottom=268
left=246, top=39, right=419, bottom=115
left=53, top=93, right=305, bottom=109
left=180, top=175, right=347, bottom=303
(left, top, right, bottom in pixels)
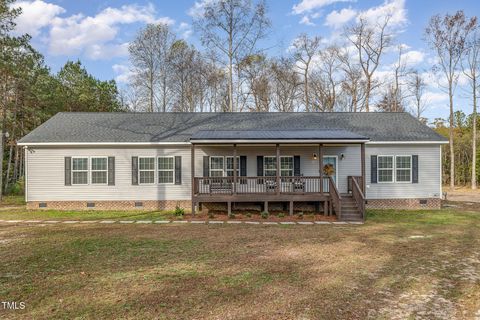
left=18, top=112, right=448, bottom=221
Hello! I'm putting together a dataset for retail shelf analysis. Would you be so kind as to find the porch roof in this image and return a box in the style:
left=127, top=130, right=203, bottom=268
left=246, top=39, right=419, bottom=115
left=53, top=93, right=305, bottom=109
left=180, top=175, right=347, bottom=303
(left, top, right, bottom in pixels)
left=190, top=129, right=369, bottom=143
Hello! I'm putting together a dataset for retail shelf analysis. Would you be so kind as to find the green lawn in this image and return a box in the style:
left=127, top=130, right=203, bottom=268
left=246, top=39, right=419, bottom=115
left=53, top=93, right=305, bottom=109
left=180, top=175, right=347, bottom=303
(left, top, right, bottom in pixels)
left=0, top=206, right=479, bottom=319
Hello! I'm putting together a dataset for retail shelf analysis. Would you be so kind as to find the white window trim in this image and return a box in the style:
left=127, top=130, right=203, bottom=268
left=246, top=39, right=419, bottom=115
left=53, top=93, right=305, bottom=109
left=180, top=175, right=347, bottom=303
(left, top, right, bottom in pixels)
left=395, top=155, right=412, bottom=183
left=91, top=156, right=108, bottom=185
left=157, top=156, right=175, bottom=185
left=71, top=156, right=89, bottom=185
left=264, top=156, right=293, bottom=177
left=377, top=155, right=395, bottom=184
left=209, top=156, right=225, bottom=177
left=225, top=156, right=240, bottom=177
left=138, top=156, right=156, bottom=185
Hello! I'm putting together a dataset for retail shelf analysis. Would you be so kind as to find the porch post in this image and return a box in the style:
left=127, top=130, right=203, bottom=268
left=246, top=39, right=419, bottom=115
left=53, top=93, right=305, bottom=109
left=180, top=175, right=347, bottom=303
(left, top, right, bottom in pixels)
left=319, top=144, right=324, bottom=193
left=276, top=144, right=280, bottom=195
left=233, top=144, right=237, bottom=194
left=191, top=143, right=195, bottom=215
left=361, top=143, right=366, bottom=193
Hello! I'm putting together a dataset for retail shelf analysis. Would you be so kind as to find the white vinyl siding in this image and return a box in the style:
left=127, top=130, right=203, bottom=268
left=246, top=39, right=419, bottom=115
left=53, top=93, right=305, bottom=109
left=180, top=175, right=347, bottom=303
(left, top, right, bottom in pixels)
left=366, top=144, right=441, bottom=199
left=25, top=146, right=192, bottom=201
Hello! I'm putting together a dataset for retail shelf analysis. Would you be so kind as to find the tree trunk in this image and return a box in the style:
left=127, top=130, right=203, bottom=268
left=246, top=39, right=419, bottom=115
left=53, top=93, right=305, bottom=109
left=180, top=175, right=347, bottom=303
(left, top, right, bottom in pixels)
left=472, top=76, right=477, bottom=190
left=449, top=82, right=455, bottom=190
left=13, top=145, right=19, bottom=182
left=304, top=70, right=309, bottom=112
left=365, top=77, right=371, bottom=112
left=4, top=144, right=13, bottom=193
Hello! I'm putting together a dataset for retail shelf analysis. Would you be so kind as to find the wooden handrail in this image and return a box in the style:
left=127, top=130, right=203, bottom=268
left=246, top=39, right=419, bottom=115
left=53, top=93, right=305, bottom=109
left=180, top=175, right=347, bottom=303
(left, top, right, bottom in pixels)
left=351, top=176, right=365, bottom=220
left=328, top=176, right=342, bottom=220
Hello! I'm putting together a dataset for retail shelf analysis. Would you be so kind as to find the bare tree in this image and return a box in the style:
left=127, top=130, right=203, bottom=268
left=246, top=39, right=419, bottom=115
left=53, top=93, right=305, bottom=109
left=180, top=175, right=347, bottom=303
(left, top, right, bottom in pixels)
left=391, top=45, right=411, bottom=112
left=407, top=70, right=428, bottom=119
left=346, top=16, right=393, bottom=112
left=310, top=46, right=341, bottom=112
left=425, top=11, right=477, bottom=190
left=193, top=0, right=270, bottom=112
left=239, top=54, right=270, bottom=111
left=270, top=57, right=301, bottom=112
left=292, top=34, right=321, bottom=112
left=337, top=48, right=366, bottom=112
left=128, top=23, right=176, bottom=112
left=463, top=31, right=480, bottom=189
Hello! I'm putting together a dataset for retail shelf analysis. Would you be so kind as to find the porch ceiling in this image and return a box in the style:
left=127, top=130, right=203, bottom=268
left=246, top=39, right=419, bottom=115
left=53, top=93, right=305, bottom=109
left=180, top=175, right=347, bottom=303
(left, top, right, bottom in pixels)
left=190, top=129, right=369, bottom=143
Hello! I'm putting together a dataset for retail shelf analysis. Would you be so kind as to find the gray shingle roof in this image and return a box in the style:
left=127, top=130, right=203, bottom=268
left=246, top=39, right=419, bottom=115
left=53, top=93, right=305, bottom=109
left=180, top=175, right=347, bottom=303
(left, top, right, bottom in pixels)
left=18, top=112, right=447, bottom=144
left=191, top=129, right=368, bottom=140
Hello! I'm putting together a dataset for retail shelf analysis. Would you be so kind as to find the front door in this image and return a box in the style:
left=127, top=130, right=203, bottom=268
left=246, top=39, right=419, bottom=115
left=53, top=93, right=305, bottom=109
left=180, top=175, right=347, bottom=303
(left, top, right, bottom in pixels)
left=323, top=156, right=338, bottom=192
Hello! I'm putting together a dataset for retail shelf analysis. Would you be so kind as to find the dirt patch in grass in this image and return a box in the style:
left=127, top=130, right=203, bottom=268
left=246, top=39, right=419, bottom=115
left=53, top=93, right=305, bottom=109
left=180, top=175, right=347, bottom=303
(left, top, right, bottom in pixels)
left=0, top=208, right=479, bottom=319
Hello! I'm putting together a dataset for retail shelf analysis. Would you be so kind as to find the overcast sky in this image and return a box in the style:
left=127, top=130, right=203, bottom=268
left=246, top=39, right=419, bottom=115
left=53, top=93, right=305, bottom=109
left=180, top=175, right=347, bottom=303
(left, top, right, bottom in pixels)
left=11, top=0, right=480, bottom=121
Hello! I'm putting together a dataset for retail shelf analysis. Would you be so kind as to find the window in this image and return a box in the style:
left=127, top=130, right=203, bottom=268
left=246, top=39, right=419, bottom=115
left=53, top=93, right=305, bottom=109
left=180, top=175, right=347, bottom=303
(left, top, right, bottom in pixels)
left=91, top=157, right=108, bottom=184
left=158, top=157, right=174, bottom=184
left=225, top=156, right=240, bottom=177
left=210, top=157, right=224, bottom=177
left=264, top=156, right=277, bottom=176
left=280, top=157, right=293, bottom=176
left=72, top=157, right=88, bottom=185
left=377, top=156, right=394, bottom=183
left=138, top=157, right=155, bottom=184
left=264, top=156, right=293, bottom=176
left=396, top=156, right=412, bottom=182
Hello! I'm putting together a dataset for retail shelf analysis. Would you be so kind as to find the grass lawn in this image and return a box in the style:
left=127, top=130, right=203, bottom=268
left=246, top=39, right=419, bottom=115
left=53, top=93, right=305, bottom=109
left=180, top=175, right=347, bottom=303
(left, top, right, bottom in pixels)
left=0, top=206, right=480, bottom=319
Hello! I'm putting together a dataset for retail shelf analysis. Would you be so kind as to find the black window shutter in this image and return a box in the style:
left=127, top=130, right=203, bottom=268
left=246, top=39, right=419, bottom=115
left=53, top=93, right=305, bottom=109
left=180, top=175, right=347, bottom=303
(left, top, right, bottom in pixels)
left=203, top=156, right=210, bottom=177
left=108, top=157, right=115, bottom=186
left=240, top=156, right=247, bottom=176
left=240, top=155, right=247, bottom=184
left=175, top=156, right=182, bottom=185
left=412, top=155, right=418, bottom=183
left=65, top=157, right=71, bottom=186
left=293, top=155, right=301, bottom=176
left=257, top=156, right=264, bottom=176
left=132, top=156, right=138, bottom=185
left=371, top=155, right=377, bottom=183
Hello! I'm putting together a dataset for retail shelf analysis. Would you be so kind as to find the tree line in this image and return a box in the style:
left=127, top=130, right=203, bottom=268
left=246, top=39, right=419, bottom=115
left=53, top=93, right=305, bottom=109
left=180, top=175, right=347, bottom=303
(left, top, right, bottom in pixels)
left=0, top=0, right=122, bottom=197
left=0, top=0, right=479, bottom=195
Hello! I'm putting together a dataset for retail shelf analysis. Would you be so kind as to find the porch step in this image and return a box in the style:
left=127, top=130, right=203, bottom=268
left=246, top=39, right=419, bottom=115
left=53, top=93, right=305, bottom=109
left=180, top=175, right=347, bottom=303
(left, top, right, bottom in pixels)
left=340, top=196, right=362, bottom=221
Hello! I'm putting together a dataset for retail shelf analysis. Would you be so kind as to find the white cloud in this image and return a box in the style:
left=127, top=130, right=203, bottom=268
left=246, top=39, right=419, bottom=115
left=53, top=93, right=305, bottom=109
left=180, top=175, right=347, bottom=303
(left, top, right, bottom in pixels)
left=178, top=22, right=193, bottom=39
left=112, top=63, right=134, bottom=84
left=188, top=0, right=216, bottom=18
left=357, top=0, right=407, bottom=29
left=13, top=0, right=65, bottom=36
left=300, top=16, right=316, bottom=26
left=292, top=0, right=353, bottom=15
left=401, top=50, right=425, bottom=66
left=324, top=7, right=357, bottom=29
left=48, top=4, right=174, bottom=59
left=424, top=91, right=448, bottom=105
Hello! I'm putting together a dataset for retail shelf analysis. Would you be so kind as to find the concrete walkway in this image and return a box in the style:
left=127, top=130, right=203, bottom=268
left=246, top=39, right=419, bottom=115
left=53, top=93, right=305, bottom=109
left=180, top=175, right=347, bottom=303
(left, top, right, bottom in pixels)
left=0, top=219, right=363, bottom=226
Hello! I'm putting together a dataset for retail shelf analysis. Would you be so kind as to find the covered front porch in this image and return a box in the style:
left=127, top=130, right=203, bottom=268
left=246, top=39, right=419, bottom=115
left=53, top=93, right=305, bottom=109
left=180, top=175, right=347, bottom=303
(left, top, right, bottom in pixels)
left=190, top=130, right=368, bottom=221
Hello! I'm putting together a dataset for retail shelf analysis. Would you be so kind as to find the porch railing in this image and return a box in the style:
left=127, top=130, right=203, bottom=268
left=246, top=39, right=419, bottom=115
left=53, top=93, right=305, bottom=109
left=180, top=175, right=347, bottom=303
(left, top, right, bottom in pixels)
left=350, top=176, right=365, bottom=220
left=328, top=176, right=342, bottom=219
left=193, top=176, right=330, bottom=195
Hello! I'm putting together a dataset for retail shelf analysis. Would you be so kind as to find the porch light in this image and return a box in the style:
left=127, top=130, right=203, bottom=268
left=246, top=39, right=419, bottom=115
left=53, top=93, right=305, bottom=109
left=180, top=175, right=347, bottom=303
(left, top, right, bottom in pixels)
left=340, top=153, right=345, bottom=160
left=312, top=153, right=318, bottom=160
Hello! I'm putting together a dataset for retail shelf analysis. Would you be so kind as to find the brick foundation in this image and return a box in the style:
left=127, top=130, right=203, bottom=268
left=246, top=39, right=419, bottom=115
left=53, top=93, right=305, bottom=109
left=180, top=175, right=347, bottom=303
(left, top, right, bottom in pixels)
left=27, top=200, right=191, bottom=211
left=366, top=198, right=441, bottom=210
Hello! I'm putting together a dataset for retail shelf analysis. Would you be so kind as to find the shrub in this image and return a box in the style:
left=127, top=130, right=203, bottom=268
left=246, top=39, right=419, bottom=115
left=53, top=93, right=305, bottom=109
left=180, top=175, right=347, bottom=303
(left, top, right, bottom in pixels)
left=245, top=212, right=252, bottom=218
left=208, top=212, right=215, bottom=219
left=278, top=212, right=285, bottom=218
left=228, top=212, right=235, bottom=219
left=298, top=211, right=304, bottom=219
left=174, top=206, right=185, bottom=217
left=6, top=178, right=24, bottom=196
left=261, top=211, right=269, bottom=219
